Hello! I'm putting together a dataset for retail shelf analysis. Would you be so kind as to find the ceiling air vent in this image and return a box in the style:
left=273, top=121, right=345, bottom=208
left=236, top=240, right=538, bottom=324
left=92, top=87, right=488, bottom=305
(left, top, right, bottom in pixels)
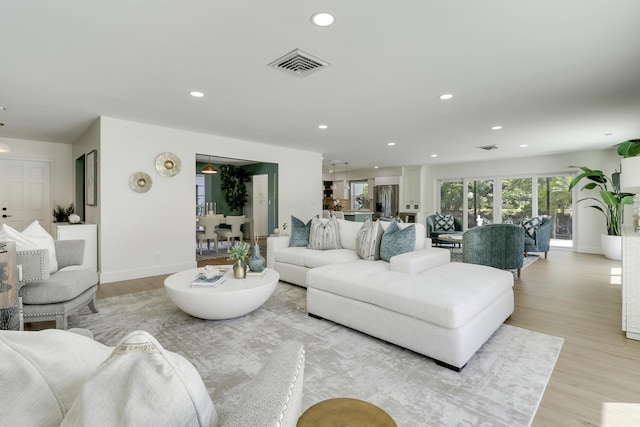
left=478, top=145, right=499, bottom=151
left=269, top=49, right=330, bottom=78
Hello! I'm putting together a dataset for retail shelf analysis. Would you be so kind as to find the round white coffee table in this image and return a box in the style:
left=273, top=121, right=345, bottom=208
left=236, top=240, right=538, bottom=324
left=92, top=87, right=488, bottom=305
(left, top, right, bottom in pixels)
left=164, top=267, right=279, bottom=320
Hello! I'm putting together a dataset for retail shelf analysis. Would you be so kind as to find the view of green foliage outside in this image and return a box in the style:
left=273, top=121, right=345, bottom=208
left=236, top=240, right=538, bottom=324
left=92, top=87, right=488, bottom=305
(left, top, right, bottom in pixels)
left=468, top=179, right=494, bottom=227
left=538, top=176, right=573, bottom=239
left=439, top=175, right=573, bottom=241
left=352, top=182, right=369, bottom=210
left=501, top=178, right=532, bottom=224
left=439, top=181, right=464, bottom=217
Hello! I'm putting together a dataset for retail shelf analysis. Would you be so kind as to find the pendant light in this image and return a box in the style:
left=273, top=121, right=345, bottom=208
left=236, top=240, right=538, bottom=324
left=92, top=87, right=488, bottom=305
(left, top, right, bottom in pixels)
left=0, top=140, right=12, bottom=153
left=331, top=163, right=336, bottom=191
left=344, top=162, right=350, bottom=198
left=202, top=155, right=217, bottom=174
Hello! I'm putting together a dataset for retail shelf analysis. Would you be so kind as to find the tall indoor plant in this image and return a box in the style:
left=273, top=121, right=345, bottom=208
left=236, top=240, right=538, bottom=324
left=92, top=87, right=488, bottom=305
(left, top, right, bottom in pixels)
left=569, top=145, right=636, bottom=259
left=220, top=165, right=251, bottom=214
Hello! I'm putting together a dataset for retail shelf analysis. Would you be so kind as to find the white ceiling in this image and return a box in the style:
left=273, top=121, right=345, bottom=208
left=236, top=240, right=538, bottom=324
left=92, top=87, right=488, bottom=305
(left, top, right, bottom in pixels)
left=1, top=1, right=639, bottom=171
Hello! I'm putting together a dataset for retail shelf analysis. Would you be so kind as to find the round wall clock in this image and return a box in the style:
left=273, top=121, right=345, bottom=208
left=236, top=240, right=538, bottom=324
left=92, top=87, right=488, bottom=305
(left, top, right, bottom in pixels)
left=155, top=152, right=181, bottom=177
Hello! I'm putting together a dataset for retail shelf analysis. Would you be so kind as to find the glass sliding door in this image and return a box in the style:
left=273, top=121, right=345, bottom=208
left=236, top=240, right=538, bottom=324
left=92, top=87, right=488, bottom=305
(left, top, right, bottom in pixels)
left=501, top=178, right=532, bottom=224
left=538, top=175, right=573, bottom=245
left=467, top=179, right=494, bottom=228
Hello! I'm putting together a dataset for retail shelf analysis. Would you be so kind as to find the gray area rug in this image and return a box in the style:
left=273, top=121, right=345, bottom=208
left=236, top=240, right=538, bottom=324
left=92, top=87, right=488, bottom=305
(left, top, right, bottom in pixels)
left=450, top=252, right=539, bottom=275
left=70, top=282, right=562, bottom=426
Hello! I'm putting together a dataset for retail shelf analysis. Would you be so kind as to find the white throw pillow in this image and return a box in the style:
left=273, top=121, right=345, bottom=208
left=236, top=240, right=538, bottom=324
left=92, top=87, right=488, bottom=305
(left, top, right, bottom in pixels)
left=61, top=330, right=218, bottom=427
left=3, top=221, right=58, bottom=273
left=355, top=218, right=384, bottom=261
left=307, top=216, right=342, bottom=250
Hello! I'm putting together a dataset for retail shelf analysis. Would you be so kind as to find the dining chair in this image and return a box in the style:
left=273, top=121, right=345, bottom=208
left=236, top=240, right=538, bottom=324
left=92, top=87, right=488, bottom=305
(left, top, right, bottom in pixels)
left=216, top=215, right=245, bottom=247
left=196, top=216, right=222, bottom=254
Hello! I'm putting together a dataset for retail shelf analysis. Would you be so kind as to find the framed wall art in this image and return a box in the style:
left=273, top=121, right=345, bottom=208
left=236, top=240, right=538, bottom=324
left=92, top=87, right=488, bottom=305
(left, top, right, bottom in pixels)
left=86, top=149, right=97, bottom=206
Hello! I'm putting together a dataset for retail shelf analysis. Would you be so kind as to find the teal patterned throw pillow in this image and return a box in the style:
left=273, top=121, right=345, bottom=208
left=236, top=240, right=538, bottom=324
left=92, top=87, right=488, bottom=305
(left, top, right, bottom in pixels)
left=434, top=213, right=455, bottom=231
left=289, top=215, right=313, bottom=247
left=380, top=221, right=416, bottom=262
left=521, top=217, right=542, bottom=238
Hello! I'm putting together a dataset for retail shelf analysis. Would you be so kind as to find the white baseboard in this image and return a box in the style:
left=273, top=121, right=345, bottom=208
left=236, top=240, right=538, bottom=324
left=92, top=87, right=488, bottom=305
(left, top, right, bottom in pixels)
left=99, top=261, right=197, bottom=284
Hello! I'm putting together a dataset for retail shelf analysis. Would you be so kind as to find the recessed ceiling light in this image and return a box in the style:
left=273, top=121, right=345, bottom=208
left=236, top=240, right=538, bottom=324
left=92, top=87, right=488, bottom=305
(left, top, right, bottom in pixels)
left=311, top=12, right=335, bottom=27
left=439, top=94, right=453, bottom=100
left=491, top=126, right=503, bottom=130
left=430, top=154, right=438, bottom=158
left=374, top=166, right=379, bottom=169
left=318, top=124, right=328, bottom=129
left=520, top=144, right=528, bottom=148
left=387, top=142, right=396, bottom=146
left=190, top=91, right=204, bottom=98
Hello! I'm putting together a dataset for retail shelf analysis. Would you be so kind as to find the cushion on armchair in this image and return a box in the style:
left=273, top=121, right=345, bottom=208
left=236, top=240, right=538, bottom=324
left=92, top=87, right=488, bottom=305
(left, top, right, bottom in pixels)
left=3, top=221, right=58, bottom=273
left=521, top=217, right=542, bottom=237
left=433, top=213, right=455, bottom=231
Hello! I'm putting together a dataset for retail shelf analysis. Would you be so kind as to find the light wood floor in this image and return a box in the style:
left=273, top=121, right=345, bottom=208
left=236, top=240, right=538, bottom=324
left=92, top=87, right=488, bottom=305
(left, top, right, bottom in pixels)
left=56, top=249, right=640, bottom=425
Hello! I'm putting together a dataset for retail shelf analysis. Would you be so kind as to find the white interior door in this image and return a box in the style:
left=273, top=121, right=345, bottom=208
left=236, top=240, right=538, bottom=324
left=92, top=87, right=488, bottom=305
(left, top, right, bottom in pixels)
left=251, top=174, right=269, bottom=238
left=0, top=159, right=51, bottom=232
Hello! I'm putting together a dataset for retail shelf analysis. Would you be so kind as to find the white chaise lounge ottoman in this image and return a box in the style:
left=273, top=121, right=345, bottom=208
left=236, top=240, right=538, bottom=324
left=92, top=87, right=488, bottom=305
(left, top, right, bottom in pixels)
left=306, top=261, right=514, bottom=371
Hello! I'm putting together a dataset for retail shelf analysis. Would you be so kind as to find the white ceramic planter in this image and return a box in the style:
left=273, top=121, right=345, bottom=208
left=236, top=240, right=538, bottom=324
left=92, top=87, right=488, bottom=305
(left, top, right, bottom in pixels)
left=601, top=234, right=622, bottom=261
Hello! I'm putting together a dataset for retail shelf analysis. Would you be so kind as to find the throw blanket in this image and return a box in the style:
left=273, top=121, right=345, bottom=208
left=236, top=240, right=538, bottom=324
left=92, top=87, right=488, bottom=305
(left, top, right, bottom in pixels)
left=0, top=329, right=217, bottom=427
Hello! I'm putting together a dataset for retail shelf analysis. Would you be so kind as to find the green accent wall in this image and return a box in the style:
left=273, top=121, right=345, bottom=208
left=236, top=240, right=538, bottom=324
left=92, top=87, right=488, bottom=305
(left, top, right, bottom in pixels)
left=196, top=161, right=279, bottom=234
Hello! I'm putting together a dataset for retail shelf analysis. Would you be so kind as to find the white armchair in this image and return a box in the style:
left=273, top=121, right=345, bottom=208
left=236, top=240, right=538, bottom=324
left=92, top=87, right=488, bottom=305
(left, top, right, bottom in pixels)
left=216, top=215, right=245, bottom=246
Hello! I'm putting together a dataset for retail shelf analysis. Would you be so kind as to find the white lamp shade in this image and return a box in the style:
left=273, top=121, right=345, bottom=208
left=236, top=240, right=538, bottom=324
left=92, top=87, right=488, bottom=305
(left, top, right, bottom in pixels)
left=621, top=157, right=640, bottom=192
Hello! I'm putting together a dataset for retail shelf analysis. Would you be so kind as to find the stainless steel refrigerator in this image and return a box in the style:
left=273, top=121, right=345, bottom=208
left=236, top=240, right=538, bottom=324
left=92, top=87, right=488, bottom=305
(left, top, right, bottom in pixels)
left=374, top=185, right=399, bottom=219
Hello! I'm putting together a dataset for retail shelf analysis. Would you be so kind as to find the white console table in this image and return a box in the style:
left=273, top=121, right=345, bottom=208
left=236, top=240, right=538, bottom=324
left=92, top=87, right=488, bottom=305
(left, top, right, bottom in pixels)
left=622, top=226, right=640, bottom=340
left=52, top=223, right=98, bottom=272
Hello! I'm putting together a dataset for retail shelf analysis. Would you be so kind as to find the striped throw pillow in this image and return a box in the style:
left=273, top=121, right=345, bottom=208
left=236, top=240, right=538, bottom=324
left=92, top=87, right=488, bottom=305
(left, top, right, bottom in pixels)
left=307, top=217, right=342, bottom=250
left=356, top=218, right=384, bottom=261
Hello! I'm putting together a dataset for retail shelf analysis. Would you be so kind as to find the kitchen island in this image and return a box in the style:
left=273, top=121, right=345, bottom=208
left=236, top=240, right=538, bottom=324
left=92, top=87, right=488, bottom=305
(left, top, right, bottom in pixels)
left=342, top=211, right=373, bottom=222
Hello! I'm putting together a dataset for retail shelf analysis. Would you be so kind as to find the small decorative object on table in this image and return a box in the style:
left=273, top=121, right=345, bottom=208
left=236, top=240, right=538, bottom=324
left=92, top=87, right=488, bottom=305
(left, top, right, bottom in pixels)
left=247, top=232, right=265, bottom=273
left=68, top=214, right=81, bottom=224
left=190, top=266, right=226, bottom=288
left=228, top=242, right=250, bottom=279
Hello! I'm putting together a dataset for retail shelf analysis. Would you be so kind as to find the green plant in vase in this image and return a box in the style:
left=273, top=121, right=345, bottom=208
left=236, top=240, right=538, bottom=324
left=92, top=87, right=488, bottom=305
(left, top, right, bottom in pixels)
left=227, top=241, right=250, bottom=278
left=52, top=204, right=74, bottom=223
left=227, top=241, right=250, bottom=261
left=568, top=166, right=634, bottom=237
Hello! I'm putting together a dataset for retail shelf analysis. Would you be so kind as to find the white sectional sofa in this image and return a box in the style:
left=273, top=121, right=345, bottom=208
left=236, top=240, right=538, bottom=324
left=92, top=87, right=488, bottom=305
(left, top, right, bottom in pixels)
left=267, top=217, right=514, bottom=371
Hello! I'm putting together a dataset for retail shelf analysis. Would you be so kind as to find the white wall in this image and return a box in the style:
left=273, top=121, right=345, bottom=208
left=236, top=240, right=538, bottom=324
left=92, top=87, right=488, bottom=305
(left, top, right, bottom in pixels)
left=0, top=136, right=73, bottom=233
left=98, top=117, right=321, bottom=283
left=422, top=148, right=623, bottom=254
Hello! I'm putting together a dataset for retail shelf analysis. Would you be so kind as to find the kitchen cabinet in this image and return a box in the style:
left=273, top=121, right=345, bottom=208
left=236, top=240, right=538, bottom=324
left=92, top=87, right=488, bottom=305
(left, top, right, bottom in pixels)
left=52, top=223, right=98, bottom=271
left=401, top=167, right=421, bottom=212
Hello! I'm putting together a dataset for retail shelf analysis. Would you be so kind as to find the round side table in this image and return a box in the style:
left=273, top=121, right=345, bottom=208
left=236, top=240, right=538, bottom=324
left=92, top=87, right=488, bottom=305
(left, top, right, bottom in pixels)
left=296, top=398, right=397, bottom=427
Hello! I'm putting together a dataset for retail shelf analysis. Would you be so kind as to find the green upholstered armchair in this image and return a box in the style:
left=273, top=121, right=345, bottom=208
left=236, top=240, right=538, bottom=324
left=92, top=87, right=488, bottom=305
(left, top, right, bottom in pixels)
left=522, top=217, right=552, bottom=259
left=462, top=224, right=525, bottom=277
left=426, top=214, right=463, bottom=245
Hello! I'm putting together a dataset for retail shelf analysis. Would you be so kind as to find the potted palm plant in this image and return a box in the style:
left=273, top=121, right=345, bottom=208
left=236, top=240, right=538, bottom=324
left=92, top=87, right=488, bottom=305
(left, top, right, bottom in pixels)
left=569, top=163, right=635, bottom=260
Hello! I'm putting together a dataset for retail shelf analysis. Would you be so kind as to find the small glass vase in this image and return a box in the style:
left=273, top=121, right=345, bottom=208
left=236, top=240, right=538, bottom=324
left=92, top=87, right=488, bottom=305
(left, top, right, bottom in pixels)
left=233, top=259, right=246, bottom=279
left=248, top=244, right=265, bottom=273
